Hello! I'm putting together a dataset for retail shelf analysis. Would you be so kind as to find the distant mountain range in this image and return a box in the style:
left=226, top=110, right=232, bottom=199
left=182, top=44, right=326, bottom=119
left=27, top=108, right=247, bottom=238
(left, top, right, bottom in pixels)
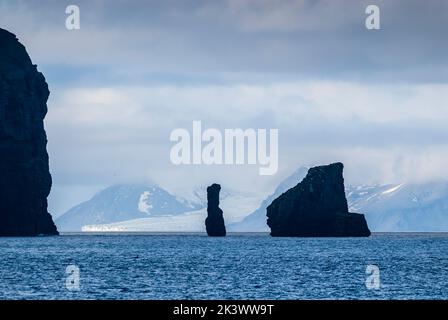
left=56, top=168, right=448, bottom=232
left=346, top=182, right=448, bottom=231
left=228, top=166, right=309, bottom=232
left=56, top=184, right=202, bottom=231
left=56, top=184, right=262, bottom=232
left=232, top=177, right=448, bottom=232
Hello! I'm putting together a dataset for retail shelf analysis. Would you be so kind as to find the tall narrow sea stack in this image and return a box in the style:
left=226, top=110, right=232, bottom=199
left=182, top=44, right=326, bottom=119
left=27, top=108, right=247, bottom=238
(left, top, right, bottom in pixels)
left=267, top=162, right=370, bottom=237
left=0, top=29, right=58, bottom=236
left=205, top=183, right=226, bottom=236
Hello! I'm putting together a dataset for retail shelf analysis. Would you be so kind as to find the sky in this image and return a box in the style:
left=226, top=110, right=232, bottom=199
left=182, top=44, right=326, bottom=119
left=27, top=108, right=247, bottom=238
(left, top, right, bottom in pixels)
left=1, top=0, right=447, bottom=216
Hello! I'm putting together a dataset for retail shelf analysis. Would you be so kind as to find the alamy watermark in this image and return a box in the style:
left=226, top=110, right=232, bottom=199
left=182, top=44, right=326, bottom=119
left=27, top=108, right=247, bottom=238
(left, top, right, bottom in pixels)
left=63, top=4, right=380, bottom=31
left=65, top=5, right=80, bottom=30
left=365, top=5, right=380, bottom=30
left=365, top=264, right=381, bottom=290
left=65, top=264, right=80, bottom=291
left=170, top=121, right=278, bottom=175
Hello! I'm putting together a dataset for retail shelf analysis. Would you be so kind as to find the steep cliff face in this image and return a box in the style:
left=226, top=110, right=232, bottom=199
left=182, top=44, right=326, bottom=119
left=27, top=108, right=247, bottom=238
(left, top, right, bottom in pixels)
left=205, top=184, right=226, bottom=236
left=267, top=163, right=370, bottom=237
left=0, top=29, right=58, bottom=236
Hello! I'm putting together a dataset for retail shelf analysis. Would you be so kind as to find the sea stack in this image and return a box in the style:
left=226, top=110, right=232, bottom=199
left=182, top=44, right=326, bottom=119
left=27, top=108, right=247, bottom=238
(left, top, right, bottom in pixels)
left=267, top=163, right=370, bottom=237
left=205, top=183, right=226, bottom=236
left=0, top=29, right=58, bottom=236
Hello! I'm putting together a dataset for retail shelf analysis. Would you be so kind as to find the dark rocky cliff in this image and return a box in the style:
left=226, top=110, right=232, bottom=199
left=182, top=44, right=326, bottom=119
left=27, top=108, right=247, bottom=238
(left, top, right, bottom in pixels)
left=205, top=183, right=226, bottom=236
left=267, top=163, right=370, bottom=237
left=0, top=28, right=58, bottom=236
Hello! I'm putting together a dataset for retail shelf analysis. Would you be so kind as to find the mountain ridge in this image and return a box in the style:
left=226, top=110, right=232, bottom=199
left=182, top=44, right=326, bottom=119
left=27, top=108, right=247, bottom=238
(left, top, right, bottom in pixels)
left=56, top=183, right=203, bottom=231
left=56, top=169, right=448, bottom=232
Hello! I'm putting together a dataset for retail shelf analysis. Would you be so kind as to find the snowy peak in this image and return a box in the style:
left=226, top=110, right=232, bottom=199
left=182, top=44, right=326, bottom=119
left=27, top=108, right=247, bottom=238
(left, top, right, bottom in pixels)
left=382, top=184, right=404, bottom=195
left=347, top=181, right=448, bottom=231
left=274, top=166, right=309, bottom=195
left=82, top=187, right=263, bottom=233
left=346, top=184, right=399, bottom=211
left=56, top=184, right=204, bottom=231
left=57, top=166, right=448, bottom=233
left=229, top=166, right=309, bottom=232
left=233, top=165, right=448, bottom=232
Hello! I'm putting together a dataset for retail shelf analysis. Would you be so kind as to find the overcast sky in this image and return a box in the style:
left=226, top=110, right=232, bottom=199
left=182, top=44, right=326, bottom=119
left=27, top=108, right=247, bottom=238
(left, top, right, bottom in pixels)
left=1, top=0, right=447, bottom=216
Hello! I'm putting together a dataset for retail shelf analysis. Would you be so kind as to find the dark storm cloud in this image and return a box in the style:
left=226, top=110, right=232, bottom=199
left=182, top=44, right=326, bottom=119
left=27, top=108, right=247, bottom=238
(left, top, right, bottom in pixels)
left=2, top=0, right=447, bottom=83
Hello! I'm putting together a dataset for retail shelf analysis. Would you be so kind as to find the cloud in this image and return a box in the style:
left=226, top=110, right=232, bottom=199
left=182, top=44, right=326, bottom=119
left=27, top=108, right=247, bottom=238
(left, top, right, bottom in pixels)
left=45, top=81, right=448, bottom=192
left=1, top=0, right=447, bottom=83
left=1, top=0, right=446, bottom=212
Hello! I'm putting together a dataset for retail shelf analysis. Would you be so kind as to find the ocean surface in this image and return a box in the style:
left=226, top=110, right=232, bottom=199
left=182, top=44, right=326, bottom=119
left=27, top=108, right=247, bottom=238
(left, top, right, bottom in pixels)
left=0, top=233, right=447, bottom=300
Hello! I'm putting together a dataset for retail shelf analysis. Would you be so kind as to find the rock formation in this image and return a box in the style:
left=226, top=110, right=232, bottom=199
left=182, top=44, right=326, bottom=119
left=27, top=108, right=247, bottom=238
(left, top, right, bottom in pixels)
left=205, top=183, right=226, bottom=236
left=267, top=163, right=370, bottom=237
left=0, top=28, right=58, bottom=236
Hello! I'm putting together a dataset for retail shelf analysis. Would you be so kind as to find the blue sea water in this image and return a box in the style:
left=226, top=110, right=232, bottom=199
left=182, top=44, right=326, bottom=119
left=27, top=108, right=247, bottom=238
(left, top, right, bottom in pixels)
left=0, top=233, right=447, bottom=300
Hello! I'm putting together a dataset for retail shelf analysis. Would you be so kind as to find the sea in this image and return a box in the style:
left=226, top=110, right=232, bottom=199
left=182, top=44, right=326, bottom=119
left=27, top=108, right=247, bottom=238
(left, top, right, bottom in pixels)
left=0, top=233, right=447, bottom=300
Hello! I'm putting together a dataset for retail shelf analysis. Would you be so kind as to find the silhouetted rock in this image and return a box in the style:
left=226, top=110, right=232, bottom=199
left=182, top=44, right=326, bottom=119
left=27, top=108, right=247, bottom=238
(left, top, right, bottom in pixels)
left=267, top=163, right=370, bottom=237
left=0, top=28, right=58, bottom=236
left=205, top=184, right=226, bottom=236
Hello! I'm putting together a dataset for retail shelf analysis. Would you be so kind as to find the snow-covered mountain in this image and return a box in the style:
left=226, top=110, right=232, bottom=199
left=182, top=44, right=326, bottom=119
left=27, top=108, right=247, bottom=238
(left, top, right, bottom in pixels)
left=346, top=182, right=448, bottom=231
left=230, top=176, right=448, bottom=232
left=82, top=187, right=263, bottom=232
left=228, top=166, right=309, bottom=232
left=57, top=169, right=448, bottom=233
left=56, top=184, right=203, bottom=231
